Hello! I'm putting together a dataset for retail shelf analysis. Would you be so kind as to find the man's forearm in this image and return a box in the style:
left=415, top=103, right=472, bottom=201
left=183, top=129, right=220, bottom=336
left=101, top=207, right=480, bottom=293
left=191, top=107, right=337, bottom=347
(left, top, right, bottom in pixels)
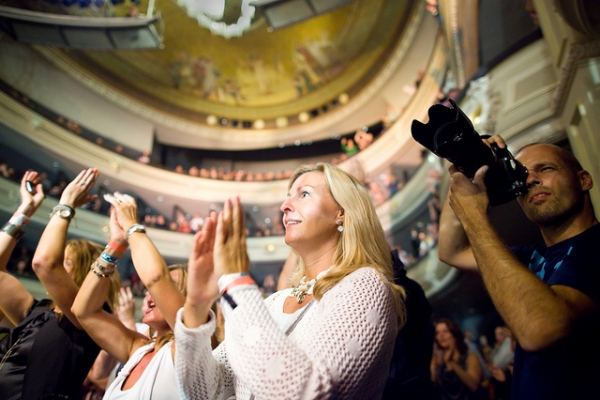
left=462, top=215, right=574, bottom=351
left=438, top=196, right=477, bottom=271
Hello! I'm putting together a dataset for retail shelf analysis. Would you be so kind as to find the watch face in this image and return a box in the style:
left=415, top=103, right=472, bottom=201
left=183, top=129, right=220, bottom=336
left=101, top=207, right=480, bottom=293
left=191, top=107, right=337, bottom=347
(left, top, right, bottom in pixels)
left=59, top=209, right=72, bottom=218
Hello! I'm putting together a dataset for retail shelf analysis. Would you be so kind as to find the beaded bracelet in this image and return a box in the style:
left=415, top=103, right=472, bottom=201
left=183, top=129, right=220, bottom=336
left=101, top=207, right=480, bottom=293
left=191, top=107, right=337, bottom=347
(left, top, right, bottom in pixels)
left=100, top=251, right=119, bottom=265
left=91, top=263, right=114, bottom=278
left=93, top=260, right=116, bottom=274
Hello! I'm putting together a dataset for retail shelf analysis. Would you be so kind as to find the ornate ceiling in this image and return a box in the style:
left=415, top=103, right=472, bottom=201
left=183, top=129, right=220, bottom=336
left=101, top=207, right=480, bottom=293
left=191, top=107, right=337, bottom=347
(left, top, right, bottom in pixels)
left=3, top=0, right=416, bottom=129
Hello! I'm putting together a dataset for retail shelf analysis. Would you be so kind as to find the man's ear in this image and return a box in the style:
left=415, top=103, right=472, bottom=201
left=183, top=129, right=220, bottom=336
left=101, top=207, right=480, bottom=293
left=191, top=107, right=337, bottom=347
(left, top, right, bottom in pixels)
left=579, top=170, right=593, bottom=191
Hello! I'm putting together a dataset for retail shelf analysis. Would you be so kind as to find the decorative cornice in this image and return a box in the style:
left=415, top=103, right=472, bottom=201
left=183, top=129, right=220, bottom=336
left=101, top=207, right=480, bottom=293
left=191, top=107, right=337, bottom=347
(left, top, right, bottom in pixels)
left=553, top=0, right=600, bottom=40
left=552, top=40, right=600, bottom=112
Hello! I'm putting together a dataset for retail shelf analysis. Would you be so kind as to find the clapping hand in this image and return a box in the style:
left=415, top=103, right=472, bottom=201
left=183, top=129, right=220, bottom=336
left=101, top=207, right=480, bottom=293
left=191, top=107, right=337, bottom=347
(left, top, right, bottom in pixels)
left=214, top=197, right=250, bottom=277
left=186, top=212, right=219, bottom=308
left=60, top=168, right=99, bottom=209
left=103, top=192, right=139, bottom=232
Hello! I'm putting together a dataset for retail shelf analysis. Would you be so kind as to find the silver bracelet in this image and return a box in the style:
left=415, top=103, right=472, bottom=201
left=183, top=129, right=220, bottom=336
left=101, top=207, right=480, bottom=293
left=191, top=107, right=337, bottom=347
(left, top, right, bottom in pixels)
left=1, top=222, right=25, bottom=240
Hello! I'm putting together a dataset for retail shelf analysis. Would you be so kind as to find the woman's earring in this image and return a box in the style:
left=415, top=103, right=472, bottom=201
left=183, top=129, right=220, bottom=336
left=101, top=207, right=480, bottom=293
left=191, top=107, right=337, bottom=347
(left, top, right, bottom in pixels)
left=337, top=219, right=344, bottom=232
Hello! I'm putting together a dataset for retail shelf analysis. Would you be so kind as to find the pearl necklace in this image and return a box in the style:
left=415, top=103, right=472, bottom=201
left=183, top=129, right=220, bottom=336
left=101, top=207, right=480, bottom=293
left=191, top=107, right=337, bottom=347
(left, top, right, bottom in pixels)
left=289, top=268, right=330, bottom=304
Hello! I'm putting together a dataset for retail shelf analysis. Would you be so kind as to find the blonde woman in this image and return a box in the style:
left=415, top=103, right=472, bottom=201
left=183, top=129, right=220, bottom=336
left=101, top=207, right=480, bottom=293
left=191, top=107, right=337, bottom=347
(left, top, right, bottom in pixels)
left=175, top=163, right=406, bottom=399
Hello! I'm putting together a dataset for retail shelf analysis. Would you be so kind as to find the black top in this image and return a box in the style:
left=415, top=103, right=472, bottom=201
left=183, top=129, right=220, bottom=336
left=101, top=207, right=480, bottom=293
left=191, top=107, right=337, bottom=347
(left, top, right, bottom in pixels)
left=510, top=223, right=600, bottom=400
left=0, top=299, right=101, bottom=400
left=382, top=250, right=439, bottom=400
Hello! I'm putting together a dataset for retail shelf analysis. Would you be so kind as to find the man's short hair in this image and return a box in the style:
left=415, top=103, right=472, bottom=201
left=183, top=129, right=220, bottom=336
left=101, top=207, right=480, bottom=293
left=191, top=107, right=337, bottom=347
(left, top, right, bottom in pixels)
left=516, top=143, right=583, bottom=173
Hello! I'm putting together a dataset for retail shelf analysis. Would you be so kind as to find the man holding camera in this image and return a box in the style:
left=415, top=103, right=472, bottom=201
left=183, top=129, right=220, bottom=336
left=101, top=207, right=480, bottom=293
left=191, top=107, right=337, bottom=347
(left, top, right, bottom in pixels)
left=438, top=136, right=600, bottom=400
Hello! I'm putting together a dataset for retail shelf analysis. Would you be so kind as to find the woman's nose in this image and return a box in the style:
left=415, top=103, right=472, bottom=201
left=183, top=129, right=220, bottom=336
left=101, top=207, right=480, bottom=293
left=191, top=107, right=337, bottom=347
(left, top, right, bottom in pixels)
left=280, top=197, right=293, bottom=213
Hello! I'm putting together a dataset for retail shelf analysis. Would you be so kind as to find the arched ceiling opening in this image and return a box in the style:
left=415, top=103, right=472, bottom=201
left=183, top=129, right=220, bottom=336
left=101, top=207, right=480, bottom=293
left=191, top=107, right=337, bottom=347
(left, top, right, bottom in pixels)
left=3, top=0, right=417, bottom=135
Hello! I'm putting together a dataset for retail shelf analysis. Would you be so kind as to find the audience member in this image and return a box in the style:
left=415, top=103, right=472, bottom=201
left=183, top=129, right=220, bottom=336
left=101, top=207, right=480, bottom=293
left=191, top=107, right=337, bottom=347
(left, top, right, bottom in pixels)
left=431, top=318, right=483, bottom=400
left=383, top=249, right=437, bottom=399
left=189, top=211, right=204, bottom=233
left=384, top=171, right=402, bottom=197
left=491, top=326, right=514, bottom=371
left=175, top=163, right=406, bottom=399
left=0, top=163, right=15, bottom=179
left=177, top=218, right=192, bottom=234
left=137, top=151, right=150, bottom=164
left=439, top=138, right=600, bottom=399
left=72, top=193, right=190, bottom=399
left=340, top=137, right=358, bottom=156
left=479, top=335, right=493, bottom=365
left=154, top=214, right=167, bottom=229
left=0, top=169, right=120, bottom=399
left=354, top=127, right=374, bottom=150
left=188, top=166, right=199, bottom=176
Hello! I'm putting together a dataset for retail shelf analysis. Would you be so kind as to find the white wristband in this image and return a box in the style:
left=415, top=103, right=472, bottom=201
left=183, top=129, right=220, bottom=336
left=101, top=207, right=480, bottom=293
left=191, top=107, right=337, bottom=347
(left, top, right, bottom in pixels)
left=10, top=213, right=29, bottom=227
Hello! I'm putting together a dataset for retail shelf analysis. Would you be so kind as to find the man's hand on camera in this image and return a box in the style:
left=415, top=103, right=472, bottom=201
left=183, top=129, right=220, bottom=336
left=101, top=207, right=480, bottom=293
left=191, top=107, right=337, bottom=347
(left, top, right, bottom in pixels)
left=447, top=164, right=490, bottom=224
left=482, top=135, right=507, bottom=150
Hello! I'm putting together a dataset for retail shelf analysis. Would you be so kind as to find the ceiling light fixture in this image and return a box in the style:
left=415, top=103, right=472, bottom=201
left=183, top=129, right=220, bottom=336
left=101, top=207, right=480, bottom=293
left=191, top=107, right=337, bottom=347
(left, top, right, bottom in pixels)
left=176, top=0, right=256, bottom=38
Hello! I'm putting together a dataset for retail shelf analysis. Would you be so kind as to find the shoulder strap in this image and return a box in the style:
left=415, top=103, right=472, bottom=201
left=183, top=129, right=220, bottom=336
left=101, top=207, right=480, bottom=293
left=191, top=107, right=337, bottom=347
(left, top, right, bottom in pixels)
left=284, top=298, right=316, bottom=336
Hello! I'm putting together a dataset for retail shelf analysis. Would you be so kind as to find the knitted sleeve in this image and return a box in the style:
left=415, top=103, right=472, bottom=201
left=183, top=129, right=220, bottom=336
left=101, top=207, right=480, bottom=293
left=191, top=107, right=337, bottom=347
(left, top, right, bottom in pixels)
left=174, top=309, right=235, bottom=400
left=175, top=267, right=397, bottom=400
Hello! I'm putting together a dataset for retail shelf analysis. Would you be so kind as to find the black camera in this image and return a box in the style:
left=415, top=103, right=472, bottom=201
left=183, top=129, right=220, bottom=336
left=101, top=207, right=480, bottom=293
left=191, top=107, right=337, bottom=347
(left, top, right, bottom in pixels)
left=411, top=99, right=528, bottom=206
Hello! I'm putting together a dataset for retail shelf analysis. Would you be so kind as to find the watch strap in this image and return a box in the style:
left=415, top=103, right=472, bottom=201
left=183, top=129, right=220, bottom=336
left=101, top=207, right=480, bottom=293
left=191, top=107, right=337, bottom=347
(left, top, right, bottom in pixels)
left=50, top=204, right=75, bottom=221
left=126, top=224, right=146, bottom=240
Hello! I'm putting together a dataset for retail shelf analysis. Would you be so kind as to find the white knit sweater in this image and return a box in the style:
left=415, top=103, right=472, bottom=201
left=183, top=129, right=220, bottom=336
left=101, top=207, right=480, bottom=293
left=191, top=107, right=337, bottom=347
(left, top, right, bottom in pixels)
left=174, top=267, right=397, bottom=400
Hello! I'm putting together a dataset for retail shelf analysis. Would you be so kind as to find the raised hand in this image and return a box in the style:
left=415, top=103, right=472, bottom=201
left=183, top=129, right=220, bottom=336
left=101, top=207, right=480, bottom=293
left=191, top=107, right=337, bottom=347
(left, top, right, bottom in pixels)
left=103, top=192, right=139, bottom=232
left=17, top=170, right=45, bottom=217
left=443, top=346, right=460, bottom=371
left=59, top=168, right=99, bottom=208
left=108, top=206, right=128, bottom=245
left=214, top=197, right=250, bottom=277
left=114, top=286, right=137, bottom=331
left=187, top=212, right=219, bottom=307
left=183, top=212, right=220, bottom=327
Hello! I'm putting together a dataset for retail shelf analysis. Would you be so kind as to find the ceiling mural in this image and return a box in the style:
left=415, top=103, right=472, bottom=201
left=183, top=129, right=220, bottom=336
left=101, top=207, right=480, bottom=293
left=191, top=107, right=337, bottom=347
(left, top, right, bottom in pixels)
left=3, top=0, right=415, bottom=126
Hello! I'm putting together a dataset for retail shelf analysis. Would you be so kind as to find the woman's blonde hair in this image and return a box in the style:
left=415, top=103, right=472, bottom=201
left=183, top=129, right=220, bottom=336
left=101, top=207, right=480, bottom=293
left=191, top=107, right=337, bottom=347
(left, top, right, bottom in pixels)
left=288, top=163, right=406, bottom=327
left=65, top=239, right=121, bottom=311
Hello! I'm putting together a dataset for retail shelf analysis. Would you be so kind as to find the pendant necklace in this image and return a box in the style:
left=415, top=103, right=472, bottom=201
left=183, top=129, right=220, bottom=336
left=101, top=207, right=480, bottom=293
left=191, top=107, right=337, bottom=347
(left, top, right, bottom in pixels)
left=289, top=268, right=330, bottom=304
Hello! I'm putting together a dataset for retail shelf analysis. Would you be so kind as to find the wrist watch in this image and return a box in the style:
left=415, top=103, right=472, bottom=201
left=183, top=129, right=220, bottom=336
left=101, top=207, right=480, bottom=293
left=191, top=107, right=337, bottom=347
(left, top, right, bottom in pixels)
left=126, top=224, right=146, bottom=240
left=50, top=204, right=75, bottom=221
